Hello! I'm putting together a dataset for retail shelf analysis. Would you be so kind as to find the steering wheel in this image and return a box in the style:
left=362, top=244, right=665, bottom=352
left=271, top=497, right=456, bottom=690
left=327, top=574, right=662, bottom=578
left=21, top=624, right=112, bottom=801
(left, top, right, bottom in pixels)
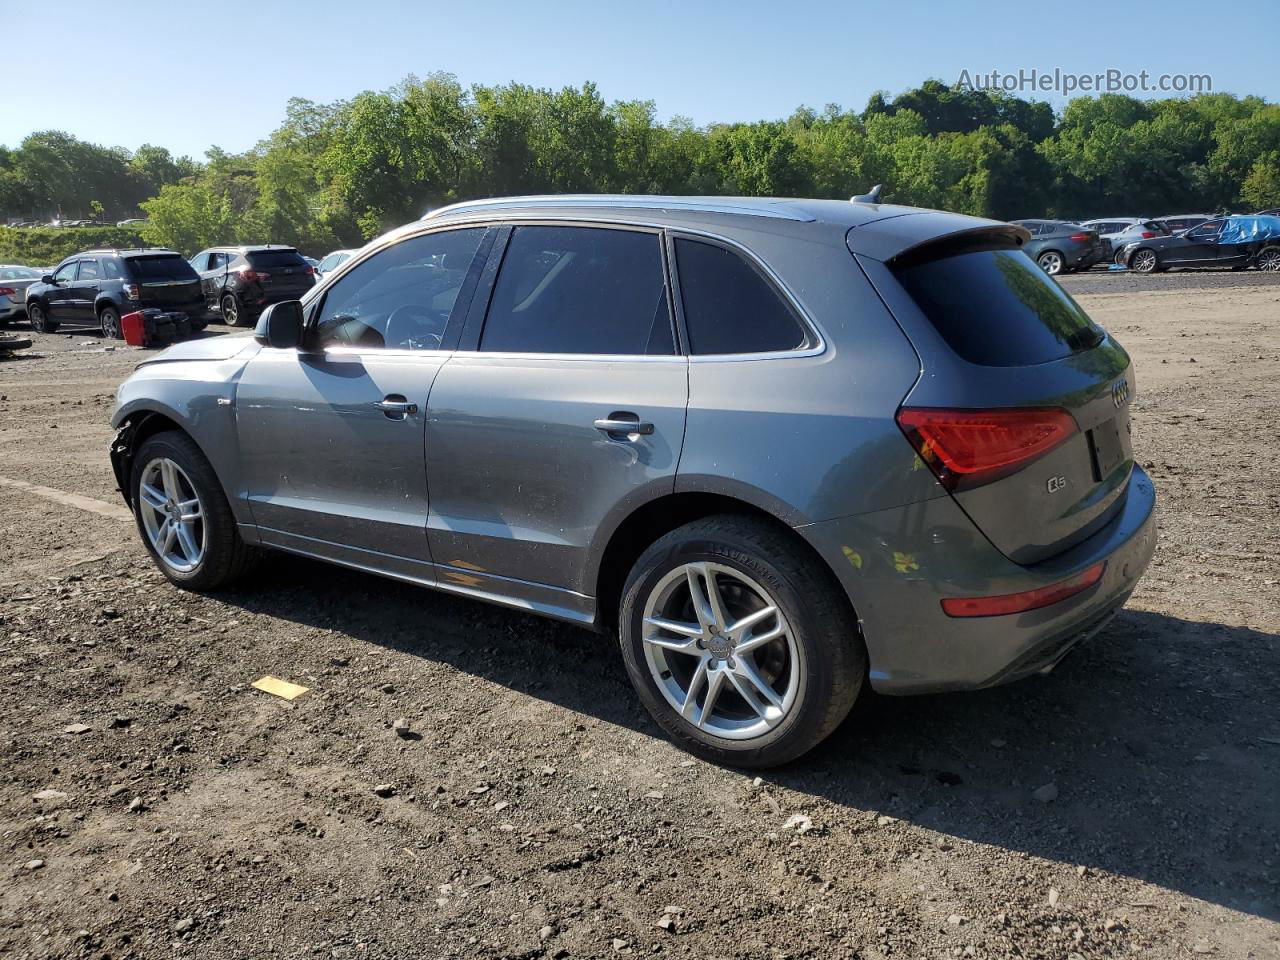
left=384, top=303, right=444, bottom=350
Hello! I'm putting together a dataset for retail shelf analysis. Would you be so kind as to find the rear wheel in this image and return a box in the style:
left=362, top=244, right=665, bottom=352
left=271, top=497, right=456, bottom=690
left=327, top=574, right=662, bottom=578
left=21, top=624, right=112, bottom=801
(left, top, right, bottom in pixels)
left=1131, top=248, right=1159, bottom=273
left=1036, top=250, right=1064, bottom=276
left=131, top=431, right=260, bottom=590
left=220, top=294, right=242, bottom=327
left=618, top=515, right=865, bottom=768
left=1257, top=246, right=1280, bottom=272
left=28, top=302, right=57, bottom=333
left=98, top=305, right=122, bottom=339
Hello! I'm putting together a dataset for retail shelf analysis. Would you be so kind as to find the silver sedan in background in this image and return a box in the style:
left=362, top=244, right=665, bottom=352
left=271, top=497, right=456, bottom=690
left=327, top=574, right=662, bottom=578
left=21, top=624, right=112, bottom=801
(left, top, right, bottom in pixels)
left=0, top=265, right=43, bottom=325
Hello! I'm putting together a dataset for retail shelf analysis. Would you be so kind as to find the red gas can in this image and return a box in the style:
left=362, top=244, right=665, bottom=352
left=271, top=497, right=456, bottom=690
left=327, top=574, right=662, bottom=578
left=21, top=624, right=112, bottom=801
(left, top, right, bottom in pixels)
left=121, top=311, right=148, bottom=347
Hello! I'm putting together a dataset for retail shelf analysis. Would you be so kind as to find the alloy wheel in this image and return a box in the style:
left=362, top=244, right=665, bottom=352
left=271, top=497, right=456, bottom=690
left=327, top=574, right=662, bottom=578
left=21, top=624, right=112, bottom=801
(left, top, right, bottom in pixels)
left=221, top=296, right=239, bottom=326
left=137, top=458, right=206, bottom=573
left=641, top=562, right=799, bottom=740
left=1258, top=249, right=1280, bottom=272
left=29, top=304, right=48, bottom=331
left=1038, top=252, right=1063, bottom=275
left=100, top=308, right=120, bottom=339
left=1133, top=250, right=1158, bottom=273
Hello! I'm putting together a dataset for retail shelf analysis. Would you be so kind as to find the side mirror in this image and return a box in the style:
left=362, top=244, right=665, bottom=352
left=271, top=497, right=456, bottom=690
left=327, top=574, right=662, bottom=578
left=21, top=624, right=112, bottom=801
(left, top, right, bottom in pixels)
left=41, top=274, right=54, bottom=284
left=254, top=300, right=304, bottom=349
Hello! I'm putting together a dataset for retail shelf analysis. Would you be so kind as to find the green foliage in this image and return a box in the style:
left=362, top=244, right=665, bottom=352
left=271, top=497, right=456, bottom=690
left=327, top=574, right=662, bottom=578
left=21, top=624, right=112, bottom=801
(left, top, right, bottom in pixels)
left=4, top=77, right=1280, bottom=261
left=0, top=226, right=145, bottom=266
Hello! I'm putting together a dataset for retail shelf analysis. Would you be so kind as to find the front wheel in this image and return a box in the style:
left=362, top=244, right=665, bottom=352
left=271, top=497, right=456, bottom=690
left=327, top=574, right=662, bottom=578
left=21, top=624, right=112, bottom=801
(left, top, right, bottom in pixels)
left=98, top=306, right=122, bottom=339
left=618, top=515, right=865, bottom=768
left=1037, top=250, right=1064, bottom=275
left=1131, top=248, right=1160, bottom=273
left=130, top=431, right=260, bottom=590
left=28, top=302, right=58, bottom=333
left=220, top=294, right=242, bottom=327
left=1257, top=246, right=1280, bottom=272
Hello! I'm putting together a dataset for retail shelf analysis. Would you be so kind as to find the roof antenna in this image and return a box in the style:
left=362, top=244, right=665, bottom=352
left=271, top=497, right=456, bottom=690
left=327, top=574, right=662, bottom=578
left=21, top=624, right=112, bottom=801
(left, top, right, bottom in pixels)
left=851, top=184, right=883, bottom=204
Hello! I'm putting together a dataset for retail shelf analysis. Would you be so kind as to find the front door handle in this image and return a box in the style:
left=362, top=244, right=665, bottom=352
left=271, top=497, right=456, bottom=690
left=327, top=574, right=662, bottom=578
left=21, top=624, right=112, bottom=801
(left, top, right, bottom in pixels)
left=594, top=414, right=654, bottom=438
left=374, top=396, right=418, bottom=420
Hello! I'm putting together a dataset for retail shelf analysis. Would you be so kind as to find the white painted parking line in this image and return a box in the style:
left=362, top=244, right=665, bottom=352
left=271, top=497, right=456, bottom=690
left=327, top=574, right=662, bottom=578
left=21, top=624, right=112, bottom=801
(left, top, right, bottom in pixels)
left=0, top=475, right=132, bottom=522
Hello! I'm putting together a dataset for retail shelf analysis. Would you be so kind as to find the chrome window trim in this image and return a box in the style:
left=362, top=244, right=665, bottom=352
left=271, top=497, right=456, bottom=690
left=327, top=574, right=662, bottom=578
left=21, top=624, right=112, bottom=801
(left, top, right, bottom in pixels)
left=303, top=214, right=828, bottom=361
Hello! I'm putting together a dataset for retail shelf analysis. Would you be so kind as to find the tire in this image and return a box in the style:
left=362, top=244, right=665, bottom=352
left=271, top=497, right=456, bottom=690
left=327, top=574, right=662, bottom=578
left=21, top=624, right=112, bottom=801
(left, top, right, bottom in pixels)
left=1257, top=246, right=1280, bottom=272
left=618, top=514, right=866, bottom=768
left=1037, top=250, right=1065, bottom=276
left=1131, top=248, right=1159, bottom=274
left=220, top=294, right=242, bottom=327
left=28, top=302, right=58, bottom=333
left=98, top=305, right=122, bottom=339
left=130, top=430, right=261, bottom=591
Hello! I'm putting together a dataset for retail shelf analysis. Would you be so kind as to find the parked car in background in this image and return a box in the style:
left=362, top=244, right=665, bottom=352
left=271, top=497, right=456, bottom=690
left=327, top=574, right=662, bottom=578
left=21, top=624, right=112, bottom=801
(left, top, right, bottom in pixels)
left=0, top=265, right=43, bottom=325
left=1116, top=215, right=1280, bottom=273
left=315, top=248, right=357, bottom=277
left=1256, top=208, right=1280, bottom=216
left=188, top=245, right=316, bottom=327
left=1078, top=218, right=1142, bottom=260
left=24, top=249, right=205, bottom=337
left=1013, top=219, right=1105, bottom=275
left=301, top=256, right=320, bottom=270
left=117, top=218, right=147, bottom=227
left=1155, top=214, right=1215, bottom=233
left=109, top=195, right=1156, bottom=767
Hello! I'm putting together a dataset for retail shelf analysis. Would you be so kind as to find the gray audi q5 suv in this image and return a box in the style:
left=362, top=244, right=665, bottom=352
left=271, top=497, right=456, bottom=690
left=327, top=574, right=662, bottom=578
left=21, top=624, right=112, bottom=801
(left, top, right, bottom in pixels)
left=109, top=195, right=1157, bottom=767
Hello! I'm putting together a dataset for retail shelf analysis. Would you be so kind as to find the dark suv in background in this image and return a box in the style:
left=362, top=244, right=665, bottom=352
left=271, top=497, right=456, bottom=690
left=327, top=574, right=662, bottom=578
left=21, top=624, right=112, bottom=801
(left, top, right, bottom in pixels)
left=25, top=249, right=205, bottom=337
left=1012, top=220, right=1105, bottom=275
left=189, top=245, right=316, bottom=327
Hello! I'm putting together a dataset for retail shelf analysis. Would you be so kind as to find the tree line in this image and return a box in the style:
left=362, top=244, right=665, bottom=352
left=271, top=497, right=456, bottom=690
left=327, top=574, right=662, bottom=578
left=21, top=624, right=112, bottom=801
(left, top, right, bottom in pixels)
left=2, top=76, right=1278, bottom=257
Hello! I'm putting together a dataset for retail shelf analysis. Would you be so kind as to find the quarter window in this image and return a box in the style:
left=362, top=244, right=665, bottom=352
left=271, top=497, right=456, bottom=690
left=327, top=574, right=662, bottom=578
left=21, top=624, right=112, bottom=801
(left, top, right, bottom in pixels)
left=314, top=229, right=485, bottom=351
left=480, top=226, right=673, bottom=355
left=674, top=238, right=805, bottom=355
left=102, top=258, right=124, bottom=280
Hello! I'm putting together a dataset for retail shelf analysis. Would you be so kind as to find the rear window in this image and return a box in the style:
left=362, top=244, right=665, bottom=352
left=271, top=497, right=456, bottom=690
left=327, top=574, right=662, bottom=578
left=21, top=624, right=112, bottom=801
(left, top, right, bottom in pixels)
left=893, top=246, right=1104, bottom=367
left=127, top=256, right=199, bottom=281
left=247, top=250, right=306, bottom=269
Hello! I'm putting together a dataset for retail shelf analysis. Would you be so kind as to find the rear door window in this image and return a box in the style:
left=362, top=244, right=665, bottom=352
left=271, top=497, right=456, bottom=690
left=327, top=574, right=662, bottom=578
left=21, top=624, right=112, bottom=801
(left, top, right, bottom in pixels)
left=76, top=259, right=100, bottom=281
left=480, top=226, right=673, bottom=355
left=892, top=244, right=1104, bottom=367
left=674, top=238, right=805, bottom=355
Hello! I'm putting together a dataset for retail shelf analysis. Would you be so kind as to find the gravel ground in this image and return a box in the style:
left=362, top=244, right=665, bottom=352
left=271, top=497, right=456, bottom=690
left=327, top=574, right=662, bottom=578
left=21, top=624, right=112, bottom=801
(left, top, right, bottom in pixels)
left=0, top=281, right=1277, bottom=959
left=1060, top=266, right=1280, bottom=295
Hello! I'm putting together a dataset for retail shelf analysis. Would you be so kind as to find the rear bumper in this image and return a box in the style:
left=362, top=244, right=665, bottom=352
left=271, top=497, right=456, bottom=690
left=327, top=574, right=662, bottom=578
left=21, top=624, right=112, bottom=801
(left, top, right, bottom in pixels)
left=799, top=465, right=1157, bottom=695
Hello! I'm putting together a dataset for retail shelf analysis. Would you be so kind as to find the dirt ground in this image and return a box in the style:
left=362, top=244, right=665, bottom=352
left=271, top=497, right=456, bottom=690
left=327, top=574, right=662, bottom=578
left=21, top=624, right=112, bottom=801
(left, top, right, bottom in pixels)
left=0, top=277, right=1277, bottom=960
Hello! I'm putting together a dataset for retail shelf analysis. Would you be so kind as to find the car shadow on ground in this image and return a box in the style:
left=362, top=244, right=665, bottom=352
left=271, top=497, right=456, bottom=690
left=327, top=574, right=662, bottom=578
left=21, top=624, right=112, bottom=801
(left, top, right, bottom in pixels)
left=220, top=556, right=1280, bottom=921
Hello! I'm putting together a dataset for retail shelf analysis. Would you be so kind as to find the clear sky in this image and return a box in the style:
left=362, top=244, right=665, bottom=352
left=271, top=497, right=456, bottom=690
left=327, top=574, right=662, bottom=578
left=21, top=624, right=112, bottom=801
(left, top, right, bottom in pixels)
left=2, top=0, right=1276, bottom=159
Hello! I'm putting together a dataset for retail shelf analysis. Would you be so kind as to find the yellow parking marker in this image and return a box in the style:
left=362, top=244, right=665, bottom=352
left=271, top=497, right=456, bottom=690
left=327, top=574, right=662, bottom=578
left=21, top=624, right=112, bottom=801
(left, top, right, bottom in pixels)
left=251, top=676, right=309, bottom=701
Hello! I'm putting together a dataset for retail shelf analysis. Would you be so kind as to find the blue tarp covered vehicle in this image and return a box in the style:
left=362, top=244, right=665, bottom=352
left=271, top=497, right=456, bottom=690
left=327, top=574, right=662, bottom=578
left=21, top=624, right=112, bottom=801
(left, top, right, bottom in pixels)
left=1116, top=215, right=1280, bottom=272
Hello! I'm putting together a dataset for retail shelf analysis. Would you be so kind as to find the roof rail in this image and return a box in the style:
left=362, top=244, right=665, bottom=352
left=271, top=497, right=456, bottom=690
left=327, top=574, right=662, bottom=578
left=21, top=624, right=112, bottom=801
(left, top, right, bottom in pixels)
left=422, top=195, right=817, bottom=223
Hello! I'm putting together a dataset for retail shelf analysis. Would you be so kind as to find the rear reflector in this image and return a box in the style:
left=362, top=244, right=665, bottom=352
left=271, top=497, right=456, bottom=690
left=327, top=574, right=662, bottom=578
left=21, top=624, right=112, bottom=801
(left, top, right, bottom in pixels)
left=896, top=407, right=1078, bottom=490
left=942, top=562, right=1106, bottom=617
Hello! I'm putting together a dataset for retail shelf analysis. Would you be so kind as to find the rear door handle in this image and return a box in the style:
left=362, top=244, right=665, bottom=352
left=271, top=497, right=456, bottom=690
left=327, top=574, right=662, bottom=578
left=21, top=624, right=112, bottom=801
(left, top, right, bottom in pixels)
left=374, top=396, right=418, bottom=419
left=594, top=414, right=654, bottom=438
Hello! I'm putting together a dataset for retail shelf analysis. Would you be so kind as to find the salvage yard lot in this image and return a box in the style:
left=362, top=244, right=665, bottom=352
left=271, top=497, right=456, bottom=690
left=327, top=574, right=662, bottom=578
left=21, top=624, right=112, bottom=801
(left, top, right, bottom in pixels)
left=1, top=276, right=1278, bottom=959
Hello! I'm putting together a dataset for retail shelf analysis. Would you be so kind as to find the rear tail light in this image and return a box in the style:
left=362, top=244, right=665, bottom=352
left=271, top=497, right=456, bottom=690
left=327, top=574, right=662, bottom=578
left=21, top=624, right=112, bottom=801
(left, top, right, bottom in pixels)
left=941, top=562, right=1106, bottom=617
left=1140, top=232, right=1156, bottom=239
left=0, top=287, right=15, bottom=297
left=123, top=283, right=141, bottom=300
left=896, top=407, right=1078, bottom=491
left=1068, top=232, right=1092, bottom=242
left=235, top=267, right=269, bottom=283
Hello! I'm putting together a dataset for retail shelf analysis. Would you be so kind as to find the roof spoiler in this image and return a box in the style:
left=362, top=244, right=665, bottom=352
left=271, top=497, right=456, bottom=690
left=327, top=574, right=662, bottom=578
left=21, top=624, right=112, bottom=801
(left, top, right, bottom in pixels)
left=847, top=213, right=1031, bottom=263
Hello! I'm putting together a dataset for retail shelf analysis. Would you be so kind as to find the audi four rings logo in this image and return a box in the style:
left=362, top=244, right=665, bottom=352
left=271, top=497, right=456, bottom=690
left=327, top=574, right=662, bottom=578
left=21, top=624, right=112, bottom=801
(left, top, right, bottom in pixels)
left=1112, top=378, right=1130, bottom=408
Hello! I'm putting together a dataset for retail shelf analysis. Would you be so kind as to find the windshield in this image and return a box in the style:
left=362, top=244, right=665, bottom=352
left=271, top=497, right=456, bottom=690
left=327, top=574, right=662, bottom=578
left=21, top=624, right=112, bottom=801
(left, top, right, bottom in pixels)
left=893, top=246, right=1105, bottom=367
left=128, top=256, right=199, bottom=281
